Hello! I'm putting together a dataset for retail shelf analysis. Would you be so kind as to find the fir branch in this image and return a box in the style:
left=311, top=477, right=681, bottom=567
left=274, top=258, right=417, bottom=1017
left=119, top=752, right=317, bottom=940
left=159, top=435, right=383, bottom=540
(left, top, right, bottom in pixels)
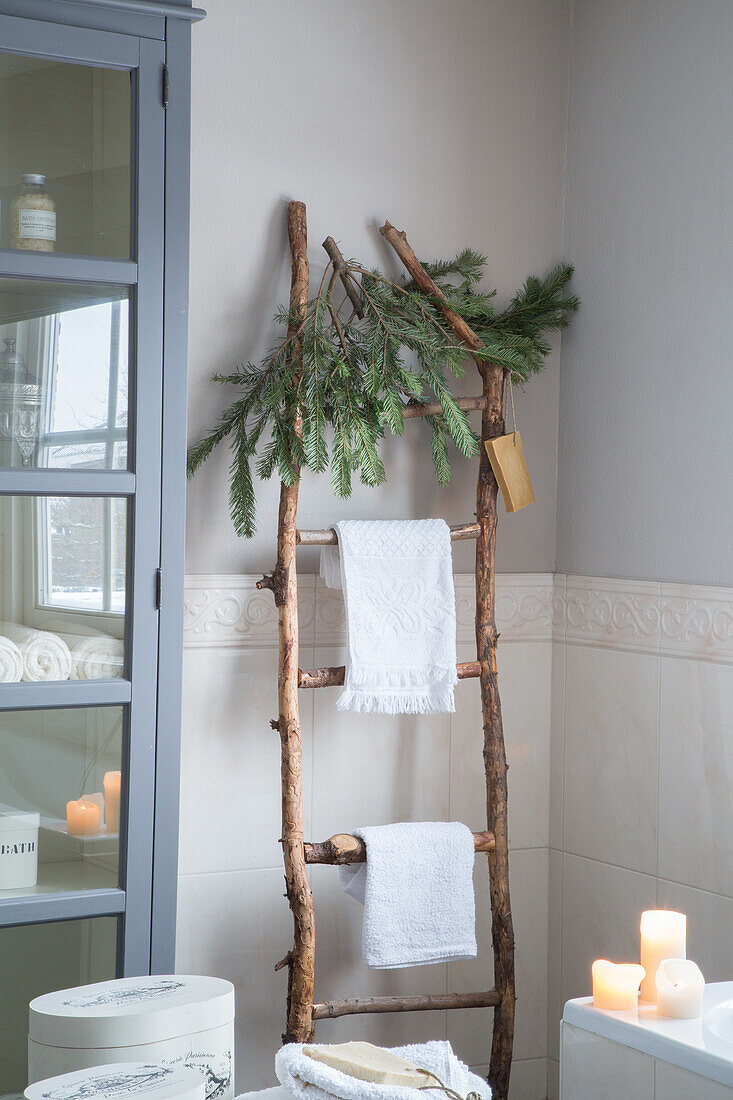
left=188, top=239, right=578, bottom=537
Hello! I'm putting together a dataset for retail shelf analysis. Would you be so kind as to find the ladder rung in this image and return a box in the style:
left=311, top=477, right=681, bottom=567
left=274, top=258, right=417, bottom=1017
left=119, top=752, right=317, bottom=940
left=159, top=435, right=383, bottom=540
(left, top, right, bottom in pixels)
left=296, top=522, right=481, bottom=546
left=305, top=830, right=495, bottom=864
left=312, top=989, right=500, bottom=1020
left=299, top=661, right=481, bottom=689
left=402, top=395, right=487, bottom=419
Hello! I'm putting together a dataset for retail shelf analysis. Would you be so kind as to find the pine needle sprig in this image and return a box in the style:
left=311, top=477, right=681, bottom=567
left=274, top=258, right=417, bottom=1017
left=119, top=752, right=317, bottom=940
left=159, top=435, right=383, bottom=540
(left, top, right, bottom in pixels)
left=188, top=244, right=578, bottom=537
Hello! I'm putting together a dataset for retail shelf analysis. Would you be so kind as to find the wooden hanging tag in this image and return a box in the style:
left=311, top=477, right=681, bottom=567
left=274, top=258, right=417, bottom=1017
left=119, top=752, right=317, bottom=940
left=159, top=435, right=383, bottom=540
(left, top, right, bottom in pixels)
left=485, top=430, right=535, bottom=512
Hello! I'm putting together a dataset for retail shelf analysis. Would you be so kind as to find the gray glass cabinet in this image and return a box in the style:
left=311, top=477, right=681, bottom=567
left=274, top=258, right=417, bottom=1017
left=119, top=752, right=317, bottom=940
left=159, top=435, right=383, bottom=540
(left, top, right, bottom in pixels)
left=0, top=0, right=202, bottom=1086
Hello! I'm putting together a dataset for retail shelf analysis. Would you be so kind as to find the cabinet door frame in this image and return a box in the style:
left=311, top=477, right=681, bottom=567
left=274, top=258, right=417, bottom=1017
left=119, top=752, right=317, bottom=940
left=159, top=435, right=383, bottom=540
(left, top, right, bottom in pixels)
left=0, top=11, right=167, bottom=979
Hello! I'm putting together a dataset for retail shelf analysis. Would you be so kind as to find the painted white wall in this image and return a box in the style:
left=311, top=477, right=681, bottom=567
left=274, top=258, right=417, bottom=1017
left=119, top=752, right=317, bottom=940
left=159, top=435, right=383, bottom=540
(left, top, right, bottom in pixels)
left=557, top=0, right=733, bottom=587
left=186, top=0, right=571, bottom=576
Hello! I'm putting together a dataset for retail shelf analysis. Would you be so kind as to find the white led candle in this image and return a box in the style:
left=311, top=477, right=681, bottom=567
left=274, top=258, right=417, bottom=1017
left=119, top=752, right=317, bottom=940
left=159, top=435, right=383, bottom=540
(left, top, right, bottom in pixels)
left=592, top=960, right=645, bottom=1010
left=656, top=958, right=704, bottom=1019
left=640, top=910, right=686, bottom=1002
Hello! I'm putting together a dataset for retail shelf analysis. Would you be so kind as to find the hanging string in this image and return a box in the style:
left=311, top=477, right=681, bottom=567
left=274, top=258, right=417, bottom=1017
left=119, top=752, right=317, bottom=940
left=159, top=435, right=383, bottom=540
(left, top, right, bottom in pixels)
left=504, top=369, right=517, bottom=444
left=415, top=1067, right=482, bottom=1100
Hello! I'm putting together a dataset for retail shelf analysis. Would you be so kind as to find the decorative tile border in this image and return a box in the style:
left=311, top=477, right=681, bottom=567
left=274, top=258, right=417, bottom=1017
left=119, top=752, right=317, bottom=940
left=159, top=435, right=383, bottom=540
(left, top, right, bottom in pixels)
left=183, top=573, right=556, bottom=649
left=563, top=576, right=661, bottom=653
left=183, top=572, right=733, bottom=662
left=660, top=581, right=733, bottom=663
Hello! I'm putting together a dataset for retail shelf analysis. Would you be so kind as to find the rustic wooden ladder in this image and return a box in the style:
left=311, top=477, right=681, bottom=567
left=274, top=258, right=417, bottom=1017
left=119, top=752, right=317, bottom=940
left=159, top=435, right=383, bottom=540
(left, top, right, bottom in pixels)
left=257, top=202, right=516, bottom=1100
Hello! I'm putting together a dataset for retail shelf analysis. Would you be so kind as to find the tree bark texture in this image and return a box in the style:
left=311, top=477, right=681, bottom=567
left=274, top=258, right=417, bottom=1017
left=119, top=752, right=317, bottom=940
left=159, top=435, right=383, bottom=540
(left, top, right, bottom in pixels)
left=298, top=660, right=481, bottom=689
left=305, top=830, right=495, bottom=864
left=312, top=989, right=500, bottom=1021
left=278, top=200, right=315, bottom=1044
left=380, top=220, right=515, bottom=1100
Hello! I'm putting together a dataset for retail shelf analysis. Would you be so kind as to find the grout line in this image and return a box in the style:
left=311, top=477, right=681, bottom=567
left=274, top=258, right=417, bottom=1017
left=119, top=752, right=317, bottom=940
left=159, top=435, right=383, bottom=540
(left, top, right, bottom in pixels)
left=560, top=851, right=733, bottom=906
left=561, top=849, right=657, bottom=881
left=179, top=844, right=552, bottom=881
left=655, top=637, right=662, bottom=905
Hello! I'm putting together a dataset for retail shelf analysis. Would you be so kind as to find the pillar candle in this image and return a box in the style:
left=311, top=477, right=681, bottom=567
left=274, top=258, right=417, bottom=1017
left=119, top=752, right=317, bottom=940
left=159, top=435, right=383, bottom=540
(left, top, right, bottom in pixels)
left=103, top=771, right=121, bottom=835
left=67, top=799, right=100, bottom=837
left=640, top=910, right=686, bottom=1002
left=656, top=958, right=705, bottom=1019
left=592, top=959, right=645, bottom=1010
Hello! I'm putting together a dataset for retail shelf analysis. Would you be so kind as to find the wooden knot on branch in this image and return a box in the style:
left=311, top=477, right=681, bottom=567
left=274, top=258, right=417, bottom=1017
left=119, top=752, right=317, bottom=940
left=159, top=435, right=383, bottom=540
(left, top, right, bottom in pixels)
left=380, top=220, right=406, bottom=243
left=322, top=236, right=364, bottom=318
left=258, top=563, right=288, bottom=605
left=270, top=718, right=281, bottom=732
left=275, top=951, right=293, bottom=973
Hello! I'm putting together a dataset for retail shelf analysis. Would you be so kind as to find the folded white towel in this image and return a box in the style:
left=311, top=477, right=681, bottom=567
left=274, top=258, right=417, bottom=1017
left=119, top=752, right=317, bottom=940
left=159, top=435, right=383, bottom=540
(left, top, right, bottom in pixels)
left=320, top=520, right=457, bottom=714
left=61, top=633, right=124, bottom=680
left=0, top=635, right=22, bottom=682
left=275, top=1041, right=490, bottom=1100
left=339, top=822, right=477, bottom=969
left=0, top=623, right=72, bottom=682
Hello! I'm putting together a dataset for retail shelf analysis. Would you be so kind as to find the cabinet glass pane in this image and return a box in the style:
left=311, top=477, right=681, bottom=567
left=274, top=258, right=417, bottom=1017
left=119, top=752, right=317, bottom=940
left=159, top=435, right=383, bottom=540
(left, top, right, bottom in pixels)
left=0, top=916, right=118, bottom=1092
left=0, top=706, right=122, bottom=899
left=0, top=278, right=128, bottom=469
left=0, top=495, right=126, bottom=678
left=0, top=53, right=131, bottom=258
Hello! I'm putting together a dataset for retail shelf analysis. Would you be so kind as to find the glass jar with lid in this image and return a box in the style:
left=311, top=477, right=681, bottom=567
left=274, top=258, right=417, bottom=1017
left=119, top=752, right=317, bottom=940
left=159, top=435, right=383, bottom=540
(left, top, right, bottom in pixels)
left=11, top=174, right=56, bottom=252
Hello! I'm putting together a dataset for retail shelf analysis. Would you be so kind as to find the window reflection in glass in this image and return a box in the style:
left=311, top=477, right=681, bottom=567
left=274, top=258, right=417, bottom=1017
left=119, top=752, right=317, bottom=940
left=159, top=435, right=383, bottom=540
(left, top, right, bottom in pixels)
left=40, top=497, right=126, bottom=614
left=0, top=495, right=125, bottom=681
left=0, top=278, right=128, bottom=469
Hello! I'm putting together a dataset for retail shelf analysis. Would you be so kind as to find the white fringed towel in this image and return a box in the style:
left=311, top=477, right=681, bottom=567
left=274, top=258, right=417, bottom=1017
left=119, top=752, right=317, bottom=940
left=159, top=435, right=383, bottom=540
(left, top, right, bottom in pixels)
left=275, top=1040, right=491, bottom=1100
left=0, top=623, right=72, bottom=682
left=62, top=633, right=124, bottom=680
left=320, top=519, right=457, bottom=714
left=0, top=635, right=22, bottom=682
left=339, top=822, right=477, bottom=969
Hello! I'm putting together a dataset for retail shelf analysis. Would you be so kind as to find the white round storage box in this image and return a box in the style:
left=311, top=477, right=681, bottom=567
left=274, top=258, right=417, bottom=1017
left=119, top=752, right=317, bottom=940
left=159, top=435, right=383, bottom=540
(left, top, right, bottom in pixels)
left=0, top=806, right=39, bottom=890
left=24, top=1062, right=205, bottom=1100
left=28, top=975, right=234, bottom=1100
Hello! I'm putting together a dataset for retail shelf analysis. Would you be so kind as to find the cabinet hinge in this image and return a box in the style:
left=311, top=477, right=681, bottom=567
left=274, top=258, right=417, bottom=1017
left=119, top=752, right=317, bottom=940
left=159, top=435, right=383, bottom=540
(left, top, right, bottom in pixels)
left=162, top=65, right=169, bottom=108
left=155, top=568, right=163, bottom=610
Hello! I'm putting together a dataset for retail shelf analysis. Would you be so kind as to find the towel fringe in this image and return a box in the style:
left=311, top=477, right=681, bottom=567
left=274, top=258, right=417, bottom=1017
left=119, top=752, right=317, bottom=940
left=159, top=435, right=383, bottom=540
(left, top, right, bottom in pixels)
left=336, top=688, right=457, bottom=715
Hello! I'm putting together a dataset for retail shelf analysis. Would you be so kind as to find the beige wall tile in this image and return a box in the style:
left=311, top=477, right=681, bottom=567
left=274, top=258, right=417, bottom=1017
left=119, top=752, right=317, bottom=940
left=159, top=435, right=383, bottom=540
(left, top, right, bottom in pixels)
left=563, top=646, right=659, bottom=875
left=547, top=848, right=563, bottom=1062
left=657, top=879, right=733, bottom=985
left=179, top=646, right=314, bottom=874
left=447, top=849, right=549, bottom=1064
left=176, top=868, right=294, bottom=1092
left=659, top=658, right=733, bottom=896
left=560, top=854, right=656, bottom=1008
left=451, top=641, right=552, bottom=850
left=310, top=646, right=451, bottom=838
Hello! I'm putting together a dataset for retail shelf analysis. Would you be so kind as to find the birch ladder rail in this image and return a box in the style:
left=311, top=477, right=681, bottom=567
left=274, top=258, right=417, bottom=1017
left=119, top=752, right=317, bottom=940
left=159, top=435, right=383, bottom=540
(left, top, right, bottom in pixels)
left=257, top=201, right=516, bottom=1100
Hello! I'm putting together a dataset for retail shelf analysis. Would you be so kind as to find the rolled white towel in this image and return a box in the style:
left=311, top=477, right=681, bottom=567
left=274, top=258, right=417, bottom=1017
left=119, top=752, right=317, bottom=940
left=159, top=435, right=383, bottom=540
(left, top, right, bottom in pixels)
left=0, top=635, right=23, bottom=683
left=61, top=633, right=124, bottom=680
left=0, top=623, right=72, bottom=682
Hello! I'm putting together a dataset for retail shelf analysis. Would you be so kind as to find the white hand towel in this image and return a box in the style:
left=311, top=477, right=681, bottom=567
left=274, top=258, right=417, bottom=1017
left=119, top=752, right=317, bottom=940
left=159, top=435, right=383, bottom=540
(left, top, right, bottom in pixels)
left=275, top=1040, right=491, bottom=1100
left=339, top=822, right=477, bottom=969
left=320, top=520, right=457, bottom=714
left=0, top=635, right=22, bottom=682
left=0, top=622, right=72, bottom=682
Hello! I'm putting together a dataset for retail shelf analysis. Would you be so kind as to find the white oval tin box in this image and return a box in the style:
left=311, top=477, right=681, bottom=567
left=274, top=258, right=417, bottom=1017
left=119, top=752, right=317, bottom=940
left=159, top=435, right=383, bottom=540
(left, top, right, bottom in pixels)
left=25, top=1062, right=205, bottom=1100
left=28, top=975, right=234, bottom=1100
left=0, top=806, right=39, bottom=890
